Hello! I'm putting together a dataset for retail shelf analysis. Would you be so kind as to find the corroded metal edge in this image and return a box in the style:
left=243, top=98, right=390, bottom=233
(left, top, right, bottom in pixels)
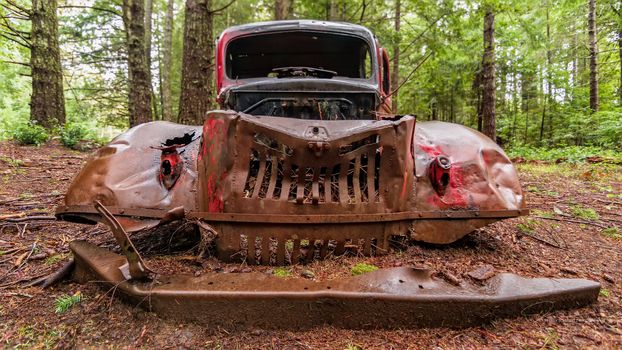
left=56, top=205, right=528, bottom=224
left=70, top=240, right=599, bottom=330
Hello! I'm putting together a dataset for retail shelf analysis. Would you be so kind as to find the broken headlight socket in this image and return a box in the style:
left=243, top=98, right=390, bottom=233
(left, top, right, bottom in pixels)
left=428, top=155, right=452, bottom=196
left=159, top=146, right=184, bottom=190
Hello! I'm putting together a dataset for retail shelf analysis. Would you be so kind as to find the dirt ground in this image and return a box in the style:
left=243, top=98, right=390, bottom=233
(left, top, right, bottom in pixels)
left=0, top=140, right=621, bottom=349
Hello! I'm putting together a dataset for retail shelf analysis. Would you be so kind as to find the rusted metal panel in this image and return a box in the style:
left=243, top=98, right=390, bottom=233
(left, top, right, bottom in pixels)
left=70, top=240, right=600, bottom=330
left=56, top=116, right=527, bottom=246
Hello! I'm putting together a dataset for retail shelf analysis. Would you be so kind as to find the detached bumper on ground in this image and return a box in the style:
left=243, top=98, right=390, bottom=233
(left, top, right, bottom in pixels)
left=70, top=240, right=599, bottom=330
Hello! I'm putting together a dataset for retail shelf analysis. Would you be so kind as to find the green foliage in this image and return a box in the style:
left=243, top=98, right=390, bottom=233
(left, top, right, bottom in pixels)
left=12, top=122, right=49, bottom=146
left=351, top=263, right=379, bottom=276
left=60, top=123, right=89, bottom=149
left=54, top=292, right=82, bottom=314
left=599, top=288, right=610, bottom=297
left=272, top=267, right=291, bottom=278
left=570, top=206, right=599, bottom=221
left=507, top=146, right=622, bottom=163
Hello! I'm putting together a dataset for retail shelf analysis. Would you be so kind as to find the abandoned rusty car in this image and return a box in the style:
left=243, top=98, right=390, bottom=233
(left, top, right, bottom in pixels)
left=54, top=20, right=599, bottom=329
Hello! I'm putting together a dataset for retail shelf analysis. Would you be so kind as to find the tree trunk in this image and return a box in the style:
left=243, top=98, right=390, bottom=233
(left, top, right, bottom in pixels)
left=161, top=0, right=175, bottom=121
left=178, top=0, right=213, bottom=125
left=145, top=0, right=153, bottom=69
left=391, top=0, right=400, bottom=113
left=275, top=0, right=294, bottom=20
left=30, top=0, right=65, bottom=128
left=588, top=0, right=598, bottom=112
left=481, top=10, right=496, bottom=141
left=619, top=29, right=622, bottom=105
left=145, top=0, right=159, bottom=119
left=540, top=3, right=551, bottom=143
left=123, top=0, right=153, bottom=127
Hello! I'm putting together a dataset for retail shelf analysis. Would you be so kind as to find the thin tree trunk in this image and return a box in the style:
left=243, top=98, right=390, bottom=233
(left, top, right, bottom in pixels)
left=540, top=3, right=551, bottom=143
left=274, top=0, right=293, bottom=20
left=145, top=0, right=153, bottom=69
left=588, top=0, right=599, bottom=112
left=391, top=0, right=400, bottom=113
left=161, top=0, right=174, bottom=121
left=178, top=0, right=213, bottom=125
left=30, top=0, right=65, bottom=128
left=619, top=29, right=622, bottom=105
left=123, top=0, right=153, bottom=127
left=572, top=22, right=578, bottom=100
left=145, top=0, right=159, bottom=119
left=482, top=10, right=496, bottom=141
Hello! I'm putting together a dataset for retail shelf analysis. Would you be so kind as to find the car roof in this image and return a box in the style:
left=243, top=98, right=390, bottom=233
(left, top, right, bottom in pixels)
left=217, top=20, right=376, bottom=42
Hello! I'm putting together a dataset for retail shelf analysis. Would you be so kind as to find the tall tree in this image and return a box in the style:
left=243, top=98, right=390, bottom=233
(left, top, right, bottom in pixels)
left=160, top=0, right=175, bottom=121
left=481, top=9, right=496, bottom=140
left=123, top=0, right=153, bottom=126
left=391, top=0, right=400, bottom=113
left=178, top=0, right=213, bottom=125
left=30, top=0, right=66, bottom=128
left=612, top=4, right=622, bottom=105
left=275, top=0, right=294, bottom=20
left=145, top=0, right=158, bottom=119
left=588, top=0, right=598, bottom=111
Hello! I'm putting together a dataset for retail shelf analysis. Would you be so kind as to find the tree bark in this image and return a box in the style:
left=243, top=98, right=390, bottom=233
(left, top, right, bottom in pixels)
left=178, top=0, right=213, bottom=125
left=145, top=0, right=158, bottom=119
left=481, top=10, right=496, bottom=141
left=30, top=0, right=65, bottom=128
left=540, top=3, right=551, bottom=143
left=275, top=0, right=294, bottom=20
left=161, top=0, right=174, bottom=121
left=588, top=0, right=598, bottom=112
left=123, top=0, right=153, bottom=127
left=145, top=0, right=153, bottom=69
left=391, top=0, right=400, bottom=113
left=618, top=29, right=622, bottom=105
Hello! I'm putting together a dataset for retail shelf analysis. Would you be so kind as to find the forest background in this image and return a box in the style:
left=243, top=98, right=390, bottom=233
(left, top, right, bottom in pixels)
left=0, top=0, right=621, bottom=160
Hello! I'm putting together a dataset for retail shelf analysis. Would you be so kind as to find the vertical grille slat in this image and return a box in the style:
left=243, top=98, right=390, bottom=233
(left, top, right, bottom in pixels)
left=353, top=156, right=361, bottom=203
left=266, top=156, right=279, bottom=199
left=252, top=153, right=267, bottom=198
left=367, top=151, right=376, bottom=203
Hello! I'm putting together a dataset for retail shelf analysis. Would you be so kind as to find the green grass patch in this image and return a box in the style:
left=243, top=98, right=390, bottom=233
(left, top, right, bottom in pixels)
left=571, top=205, right=599, bottom=220
left=0, top=156, right=23, bottom=167
left=599, top=288, right=610, bottom=297
left=531, top=209, right=554, bottom=218
left=507, top=146, right=622, bottom=164
left=54, top=292, right=82, bottom=313
left=272, top=267, right=292, bottom=278
left=44, top=254, right=65, bottom=265
left=601, top=227, right=622, bottom=239
left=351, top=263, right=379, bottom=276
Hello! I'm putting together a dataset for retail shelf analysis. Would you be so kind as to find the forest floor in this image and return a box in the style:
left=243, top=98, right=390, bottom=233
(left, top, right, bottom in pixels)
left=0, top=140, right=621, bottom=349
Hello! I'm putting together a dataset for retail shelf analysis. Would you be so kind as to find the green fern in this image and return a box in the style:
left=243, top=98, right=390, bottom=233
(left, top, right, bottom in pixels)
left=54, top=292, right=82, bottom=314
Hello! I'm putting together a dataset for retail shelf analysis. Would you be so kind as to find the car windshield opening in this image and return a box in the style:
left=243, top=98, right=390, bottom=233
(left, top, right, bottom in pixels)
left=226, top=32, right=372, bottom=80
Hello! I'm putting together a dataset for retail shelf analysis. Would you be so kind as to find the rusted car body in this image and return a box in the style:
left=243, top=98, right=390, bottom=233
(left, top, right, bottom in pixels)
left=55, top=20, right=599, bottom=328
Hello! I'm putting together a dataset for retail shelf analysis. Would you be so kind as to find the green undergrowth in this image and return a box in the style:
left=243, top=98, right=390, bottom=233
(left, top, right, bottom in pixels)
left=8, top=121, right=111, bottom=149
left=507, top=146, right=622, bottom=163
left=601, top=227, right=622, bottom=239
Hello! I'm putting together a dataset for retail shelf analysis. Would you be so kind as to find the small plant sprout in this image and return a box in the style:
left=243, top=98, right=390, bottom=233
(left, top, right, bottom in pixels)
left=351, top=263, right=379, bottom=276
left=272, top=267, right=291, bottom=278
left=54, top=291, right=82, bottom=313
